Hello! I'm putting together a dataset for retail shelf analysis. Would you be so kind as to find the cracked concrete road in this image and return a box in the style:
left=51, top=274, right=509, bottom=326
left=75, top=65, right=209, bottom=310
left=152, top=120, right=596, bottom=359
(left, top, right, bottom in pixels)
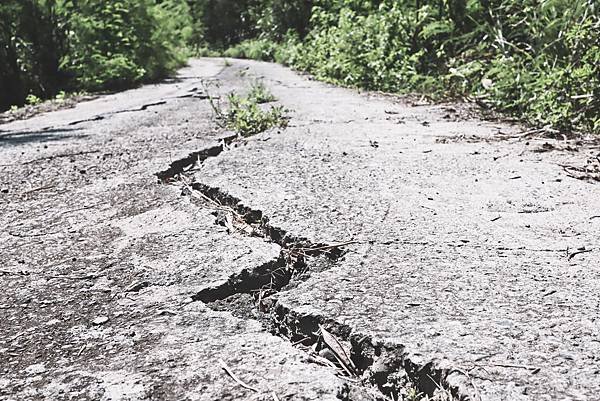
left=0, top=59, right=370, bottom=401
left=1, top=58, right=599, bottom=401
left=195, top=61, right=600, bottom=400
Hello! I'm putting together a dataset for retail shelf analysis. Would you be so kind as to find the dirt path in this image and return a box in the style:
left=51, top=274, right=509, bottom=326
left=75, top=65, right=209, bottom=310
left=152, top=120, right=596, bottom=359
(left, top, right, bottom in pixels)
left=1, top=58, right=599, bottom=401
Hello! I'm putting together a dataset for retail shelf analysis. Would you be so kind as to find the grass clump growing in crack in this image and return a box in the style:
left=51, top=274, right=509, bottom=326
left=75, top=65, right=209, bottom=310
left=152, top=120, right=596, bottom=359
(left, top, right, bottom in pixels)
left=205, top=80, right=288, bottom=137
left=226, top=93, right=287, bottom=137
left=248, top=81, right=276, bottom=104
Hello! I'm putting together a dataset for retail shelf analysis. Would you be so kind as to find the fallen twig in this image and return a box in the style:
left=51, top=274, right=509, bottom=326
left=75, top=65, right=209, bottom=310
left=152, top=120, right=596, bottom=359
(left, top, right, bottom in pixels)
left=426, top=374, right=454, bottom=400
left=20, top=184, right=55, bottom=196
left=46, top=272, right=104, bottom=280
left=303, top=241, right=358, bottom=252
left=182, top=181, right=221, bottom=207
left=568, top=249, right=593, bottom=261
left=308, top=354, right=339, bottom=369
left=218, top=358, right=259, bottom=392
left=76, top=344, right=86, bottom=357
left=9, top=230, right=62, bottom=238
left=560, top=164, right=600, bottom=182
left=486, top=363, right=540, bottom=371
left=291, top=336, right=311, bottom=346
left=289, top=241, right=358, bottom=257
left=497, top=127, right=544, bottom=139
left=181, top=180, right=258, bottom=236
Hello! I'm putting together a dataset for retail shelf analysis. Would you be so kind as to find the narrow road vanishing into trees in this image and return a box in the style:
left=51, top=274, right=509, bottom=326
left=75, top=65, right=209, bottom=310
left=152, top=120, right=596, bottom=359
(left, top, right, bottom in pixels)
left=1, top=58, right=599, bottom=401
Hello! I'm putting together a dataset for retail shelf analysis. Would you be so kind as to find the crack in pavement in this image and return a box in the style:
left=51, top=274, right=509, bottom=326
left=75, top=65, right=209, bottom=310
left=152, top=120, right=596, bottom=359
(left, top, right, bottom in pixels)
left=2, top=58, right=367, bottom=401
left=68, top=101, right=168, bottom=126
left=6, top=58, right=595, bottom=400
left=189, top=59, right=600, bottom=401
left=5, top=89, right=210, bottom=136
left=159, top=148, right=469, bottom=401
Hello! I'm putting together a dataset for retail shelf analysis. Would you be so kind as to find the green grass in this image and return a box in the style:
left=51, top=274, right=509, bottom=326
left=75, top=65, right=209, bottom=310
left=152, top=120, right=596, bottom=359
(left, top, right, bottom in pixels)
left=248, top=81, right=276, bottom=104
left=225, top=93, right=287, bottom=137
left=206, top=83, right=288, bottom=137
left=223, top=38, right=277, bottom=61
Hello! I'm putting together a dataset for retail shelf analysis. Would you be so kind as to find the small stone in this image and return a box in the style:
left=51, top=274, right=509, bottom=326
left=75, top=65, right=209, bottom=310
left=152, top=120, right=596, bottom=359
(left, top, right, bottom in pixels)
left=92, top=316, right=109, bottom=326
left=25, top=363, right=46, bottom=375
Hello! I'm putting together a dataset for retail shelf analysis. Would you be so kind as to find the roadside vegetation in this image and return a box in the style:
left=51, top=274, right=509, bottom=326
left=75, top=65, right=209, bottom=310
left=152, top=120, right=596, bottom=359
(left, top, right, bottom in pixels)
left=216, top=0, right=600, bottom=135
left=0, top=0, right=196, bottom=111
left=247, top=81, right=277, bottom=104
left=2, top=0, right=598, bottom=135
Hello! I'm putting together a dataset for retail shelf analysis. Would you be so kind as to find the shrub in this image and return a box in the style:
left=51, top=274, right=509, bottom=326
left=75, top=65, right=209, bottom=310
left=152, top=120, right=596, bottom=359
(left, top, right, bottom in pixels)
left=223, top=38, right=278, bottom=61
left=274, top=0, right=600, bottom=134
left=226, top=93, right=287, bottom=137
left=61, top=0, right=190, bottom=91
left=214, top=89, right=287, bottom=137
left=0, top=0, right=193, bottom=110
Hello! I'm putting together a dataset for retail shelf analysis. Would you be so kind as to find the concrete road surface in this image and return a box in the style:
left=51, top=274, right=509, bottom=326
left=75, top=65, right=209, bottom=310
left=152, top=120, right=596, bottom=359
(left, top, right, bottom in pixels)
left=1, top=58, right=599, bottom=401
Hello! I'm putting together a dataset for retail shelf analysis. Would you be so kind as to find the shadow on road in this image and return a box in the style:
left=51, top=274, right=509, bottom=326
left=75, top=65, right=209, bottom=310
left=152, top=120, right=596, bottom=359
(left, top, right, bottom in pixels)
left=0, top=127, right=85, bottom=147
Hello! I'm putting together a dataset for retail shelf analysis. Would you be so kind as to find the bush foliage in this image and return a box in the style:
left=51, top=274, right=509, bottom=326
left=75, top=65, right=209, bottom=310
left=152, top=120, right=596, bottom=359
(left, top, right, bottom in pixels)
left=221, top=0, right=600, bottom=134
left=0, top=0, right=191, bottom=110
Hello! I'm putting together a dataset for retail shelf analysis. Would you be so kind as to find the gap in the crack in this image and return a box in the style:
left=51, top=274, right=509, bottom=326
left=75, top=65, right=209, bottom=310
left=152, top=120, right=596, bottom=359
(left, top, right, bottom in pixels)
left=205, top=291, right=280, bottom=330
left=207, top=293, right=260, bottom=320
left=282, top=254, right=337, bottom=291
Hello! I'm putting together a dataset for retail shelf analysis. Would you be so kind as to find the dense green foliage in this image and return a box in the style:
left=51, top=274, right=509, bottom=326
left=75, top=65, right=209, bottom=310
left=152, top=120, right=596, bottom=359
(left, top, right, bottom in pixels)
left=0, top=1, right=66, bottom=110
left=63, top=0, right=192, bottom=91
left=223, top=0, right=600, bottom=134
left=0, top=0, right=191, bottom=110
left=192, top=0, right=312, bottom=47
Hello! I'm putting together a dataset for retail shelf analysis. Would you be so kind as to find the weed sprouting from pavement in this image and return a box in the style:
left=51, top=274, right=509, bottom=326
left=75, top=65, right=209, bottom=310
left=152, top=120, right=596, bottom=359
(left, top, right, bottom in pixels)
left=225, top=93, right=287, bottom=137
left=248, top=81, right=276, bottom=104
left=204, top=80, right=287, bottom=137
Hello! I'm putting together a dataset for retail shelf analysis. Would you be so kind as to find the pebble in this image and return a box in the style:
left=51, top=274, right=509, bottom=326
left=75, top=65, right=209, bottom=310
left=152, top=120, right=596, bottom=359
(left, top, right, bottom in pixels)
left=92, top=316, right=109, bottom=326
left=24, top=363, right=46, bottom=375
